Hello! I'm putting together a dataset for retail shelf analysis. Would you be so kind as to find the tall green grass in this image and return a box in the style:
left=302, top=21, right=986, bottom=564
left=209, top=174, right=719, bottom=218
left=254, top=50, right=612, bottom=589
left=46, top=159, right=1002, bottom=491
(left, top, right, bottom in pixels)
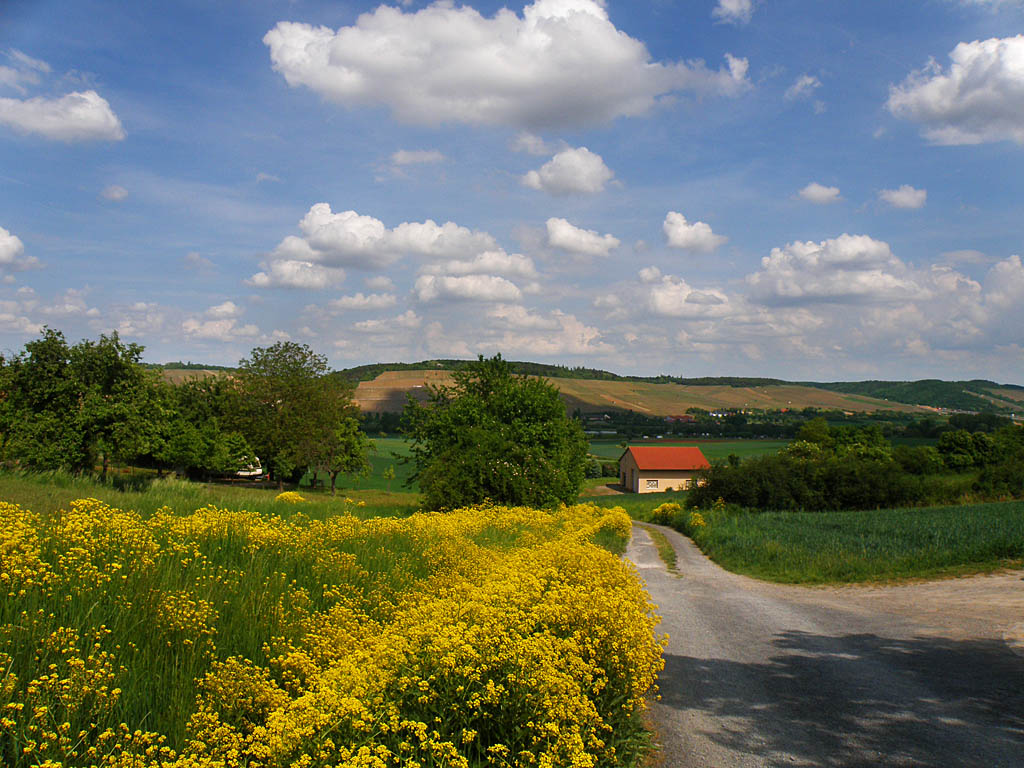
left=0, top=470, right=421, bottom=519
left=684, top=501, right=1024, bottom=583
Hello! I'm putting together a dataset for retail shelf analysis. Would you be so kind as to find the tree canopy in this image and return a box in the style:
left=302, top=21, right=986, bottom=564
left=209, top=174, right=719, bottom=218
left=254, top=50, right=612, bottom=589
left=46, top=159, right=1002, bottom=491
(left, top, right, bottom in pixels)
left=232, top=341, right=368, bottom=488
left=403, top=353, right=588, bottom=510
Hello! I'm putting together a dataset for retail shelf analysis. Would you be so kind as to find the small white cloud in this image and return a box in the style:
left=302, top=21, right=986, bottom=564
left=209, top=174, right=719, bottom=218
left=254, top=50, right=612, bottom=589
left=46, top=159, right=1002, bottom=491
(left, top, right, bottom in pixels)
left=256, top=172, right=281, bottom=184
left=523, top=147, right=614, bottom=196
left=510, top=132, right=553, bottom=155
left=888, top=35, right=1024, bottom=145
left=414, top=274, right=522, bottom=303
left=879, top=184, right=927, bottom=209
left=0, top=90, right=124, bottom=142
left=648, top=275, right=732, bottom=318
left=0, top=226, right=40, bottom=272
left=713, top=0, right=755, bottom=24
left=785, top=74, right=822, bottom=101
left=182, top=317, right=260, bottom=342
left=328, top=292, right=398, bottom=311
left=663, top=211, right=727, bottom=252
left=353, top=309, right=421, bottom=332
left=247, top=259, right=346, bottom=289
left=184, top=251, right=214, bottom=270
left=798, top=182, right=842, bottom=204
left=101, top=185, right=128, bottom=202
left=390, top=149, right=445, bottom=166
left=545, top=217, right=620, bottom=257
left=206, top=301, right=243, bottom=319
left=424, top=250, right=538, bottom=279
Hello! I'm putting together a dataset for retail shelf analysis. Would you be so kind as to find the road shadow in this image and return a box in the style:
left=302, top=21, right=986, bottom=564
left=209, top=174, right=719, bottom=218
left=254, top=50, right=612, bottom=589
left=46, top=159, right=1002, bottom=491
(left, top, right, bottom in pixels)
left=658, top=631, right=1024, bottom=767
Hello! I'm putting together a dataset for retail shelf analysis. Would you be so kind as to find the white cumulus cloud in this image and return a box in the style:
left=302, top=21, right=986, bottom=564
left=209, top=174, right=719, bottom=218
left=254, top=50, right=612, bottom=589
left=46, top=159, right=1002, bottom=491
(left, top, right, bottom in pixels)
left=879, top=184, right=927, bottom=209
left=423, top=250, right=538, bottom=279
left=0, top=227, right=40, bottom=272
left=799, top=182, right=841, bottom=204
left=545, top=217, right=620, bottom=257
left=746, top=234, right=924, bottom=305
left=414, top=274, right=522, bottom=303
left=712, top=0, right=755, bottom=24
left=247, top=259, right=346, bottom=289
left=329, top=292, right=398, bottom=311
left=264, top=0, right=749, bottom=130
left=887, top=35, right=1024, bottom=145
left=522, top=147, right=614, bottom=196
left=648, top=275, right=732, bottom=318
left=663, top=211, right=727, bottom=252
left=259, top=203, right=499, bottom=283
left=0, top=90, right=124, bottom=142
left=182, top=302, right=261, bottom=342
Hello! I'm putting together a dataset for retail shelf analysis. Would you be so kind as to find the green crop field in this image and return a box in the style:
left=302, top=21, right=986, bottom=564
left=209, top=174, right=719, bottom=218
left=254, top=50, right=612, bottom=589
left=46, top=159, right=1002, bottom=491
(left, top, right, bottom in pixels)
left=681, top=501, right=1024, bottom=583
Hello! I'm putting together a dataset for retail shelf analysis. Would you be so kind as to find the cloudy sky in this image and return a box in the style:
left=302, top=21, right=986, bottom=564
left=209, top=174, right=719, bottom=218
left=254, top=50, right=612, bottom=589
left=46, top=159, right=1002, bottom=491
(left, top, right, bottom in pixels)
left=2, top=0, right=1023, bottom=381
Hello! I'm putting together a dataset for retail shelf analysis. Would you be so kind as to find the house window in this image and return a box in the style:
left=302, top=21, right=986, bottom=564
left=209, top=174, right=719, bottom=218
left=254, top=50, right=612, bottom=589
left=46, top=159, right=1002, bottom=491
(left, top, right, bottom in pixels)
left=646, top=479, right=659, bottom=489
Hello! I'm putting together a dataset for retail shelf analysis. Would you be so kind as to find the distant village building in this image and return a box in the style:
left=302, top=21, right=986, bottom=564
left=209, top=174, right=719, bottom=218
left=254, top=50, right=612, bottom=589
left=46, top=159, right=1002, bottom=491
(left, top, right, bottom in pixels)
left=618, top=446, right=711, bottom=493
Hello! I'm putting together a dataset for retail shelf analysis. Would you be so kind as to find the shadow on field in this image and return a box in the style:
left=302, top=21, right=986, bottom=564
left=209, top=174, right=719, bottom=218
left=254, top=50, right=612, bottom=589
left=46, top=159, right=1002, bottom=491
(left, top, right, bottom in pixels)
left=658, top=631, right=1024, bottom=767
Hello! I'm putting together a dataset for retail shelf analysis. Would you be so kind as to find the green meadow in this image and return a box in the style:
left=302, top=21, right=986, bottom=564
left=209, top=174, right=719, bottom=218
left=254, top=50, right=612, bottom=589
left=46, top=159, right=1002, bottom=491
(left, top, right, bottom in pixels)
left=675, top=501, right=1024, bottom=583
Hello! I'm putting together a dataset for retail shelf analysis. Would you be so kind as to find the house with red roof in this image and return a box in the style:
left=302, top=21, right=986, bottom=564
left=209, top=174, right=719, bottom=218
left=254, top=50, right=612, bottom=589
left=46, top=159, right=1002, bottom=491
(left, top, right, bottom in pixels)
left=619, top=445, right=710, bottom=493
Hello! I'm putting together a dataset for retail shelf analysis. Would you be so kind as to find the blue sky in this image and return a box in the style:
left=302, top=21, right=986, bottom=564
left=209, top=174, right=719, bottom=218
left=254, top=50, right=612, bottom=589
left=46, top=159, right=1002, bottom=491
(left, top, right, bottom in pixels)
left=1, top=0, right=1023, bottom=381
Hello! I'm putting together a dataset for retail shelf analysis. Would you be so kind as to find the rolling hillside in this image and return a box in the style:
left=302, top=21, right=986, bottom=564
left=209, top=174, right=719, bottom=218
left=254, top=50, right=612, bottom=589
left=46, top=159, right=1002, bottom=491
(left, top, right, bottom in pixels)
left=352, top=370, right=930, bottom=416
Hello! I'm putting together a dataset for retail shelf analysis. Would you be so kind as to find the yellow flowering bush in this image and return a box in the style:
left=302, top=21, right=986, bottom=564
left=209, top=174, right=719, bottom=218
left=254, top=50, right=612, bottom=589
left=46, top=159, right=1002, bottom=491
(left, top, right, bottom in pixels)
left=0, top=498, right=663, bottom=767
left=649, top=502, right=682, bottom=526
left=274, top=491, right=306, bottom=504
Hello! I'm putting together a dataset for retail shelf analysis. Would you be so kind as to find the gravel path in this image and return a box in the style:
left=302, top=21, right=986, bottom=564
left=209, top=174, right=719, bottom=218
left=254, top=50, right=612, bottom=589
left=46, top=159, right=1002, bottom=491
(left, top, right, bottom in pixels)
left=627, top=523, right=1024, bottom=767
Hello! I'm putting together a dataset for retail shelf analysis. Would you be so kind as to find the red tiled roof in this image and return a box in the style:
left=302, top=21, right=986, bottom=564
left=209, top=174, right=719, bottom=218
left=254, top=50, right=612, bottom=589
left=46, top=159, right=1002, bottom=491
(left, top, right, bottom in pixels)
left=623, top=446, right=710, bottom=471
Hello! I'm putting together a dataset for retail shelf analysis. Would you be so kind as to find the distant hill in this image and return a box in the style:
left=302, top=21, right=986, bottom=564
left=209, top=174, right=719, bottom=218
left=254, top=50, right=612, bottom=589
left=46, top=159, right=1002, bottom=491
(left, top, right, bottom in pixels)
left=152, top=358, right=1023, bottom=415
left=806, top=379, right=1024, bottom=413
left=337, top=360, right=1021, bottom=415
left=350, top=370, right=930, bottom=416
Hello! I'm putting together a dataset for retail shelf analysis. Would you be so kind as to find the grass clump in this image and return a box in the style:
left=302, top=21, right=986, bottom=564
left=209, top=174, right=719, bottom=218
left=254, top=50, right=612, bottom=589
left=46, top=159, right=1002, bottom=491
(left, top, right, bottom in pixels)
left=0, top=497, right=663, bottom=767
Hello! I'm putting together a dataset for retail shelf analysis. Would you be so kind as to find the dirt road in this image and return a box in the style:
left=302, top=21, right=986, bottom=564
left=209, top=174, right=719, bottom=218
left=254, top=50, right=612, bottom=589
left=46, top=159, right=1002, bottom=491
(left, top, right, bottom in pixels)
left=628, top=524, right=1024, bottom=767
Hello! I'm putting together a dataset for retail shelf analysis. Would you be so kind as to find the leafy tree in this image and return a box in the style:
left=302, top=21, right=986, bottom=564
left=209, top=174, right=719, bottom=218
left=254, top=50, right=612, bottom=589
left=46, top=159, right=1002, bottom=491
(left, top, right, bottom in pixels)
left=233, top=342, right=368, bottom=489
left=0, top=328, right=158, bottom=475
left=403, top=353, right=588, bottom=510
left=316, top=411, right=372, bottom=495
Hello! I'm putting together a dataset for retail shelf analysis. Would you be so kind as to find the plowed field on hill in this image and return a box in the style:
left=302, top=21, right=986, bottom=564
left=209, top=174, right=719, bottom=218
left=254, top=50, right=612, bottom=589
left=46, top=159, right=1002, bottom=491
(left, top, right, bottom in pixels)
left=353, top=370, right=928, bottom=415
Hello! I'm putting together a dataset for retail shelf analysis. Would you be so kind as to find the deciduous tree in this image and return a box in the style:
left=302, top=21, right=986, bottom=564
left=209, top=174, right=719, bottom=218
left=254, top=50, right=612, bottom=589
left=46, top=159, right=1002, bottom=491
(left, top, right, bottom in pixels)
left=403, top=353, right=587, bottom=510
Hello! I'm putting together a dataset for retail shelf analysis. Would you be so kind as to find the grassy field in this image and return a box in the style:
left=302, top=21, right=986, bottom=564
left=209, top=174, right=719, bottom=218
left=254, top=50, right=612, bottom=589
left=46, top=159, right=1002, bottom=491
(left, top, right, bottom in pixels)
left=0, top=470, right=422, bottom=519
left=674, top=501, right=1024, bottom=583
left=300, top=436, right=418, bottom=493
left=0, top=492, right=662, bottom=767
